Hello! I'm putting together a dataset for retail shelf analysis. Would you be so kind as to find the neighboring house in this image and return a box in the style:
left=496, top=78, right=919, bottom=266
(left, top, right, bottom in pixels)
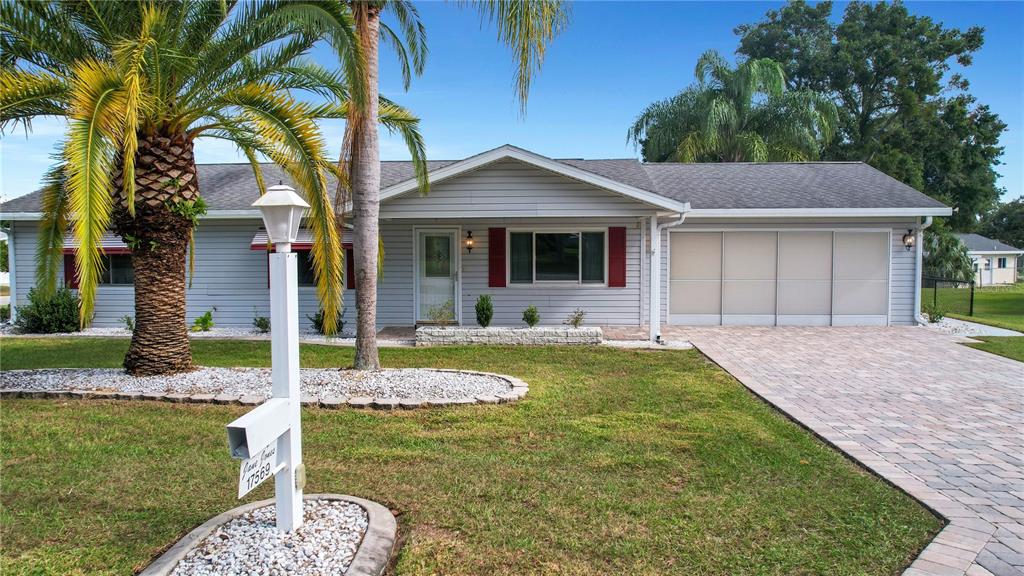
left=1, top=145, right=951, bottom=339
left=956, top=233, right=1023, bottom=286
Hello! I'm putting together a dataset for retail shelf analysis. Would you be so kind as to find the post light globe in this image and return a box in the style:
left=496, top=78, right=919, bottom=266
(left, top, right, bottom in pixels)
left=252, top=184, right=310, bottom=249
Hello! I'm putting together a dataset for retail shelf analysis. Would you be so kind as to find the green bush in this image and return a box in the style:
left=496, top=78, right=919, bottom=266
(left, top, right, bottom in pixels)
left=0, top=304, right=10, bottom=323
left=307, top=308, right=345, bottom=335
left=14, top=287, right=80, bottom=333
left=190, top=309, right=215, bottom=332
left=427, top=299, right=456, bottom=325
left=475, top=294, right=494, bottom=327
left=522, top=304, right=540, bottom=328
left=922, top=302, right=945, bottom=323
left=253, top=314, right=270, bottom=334
left=564, top=307, right=585, bottom=328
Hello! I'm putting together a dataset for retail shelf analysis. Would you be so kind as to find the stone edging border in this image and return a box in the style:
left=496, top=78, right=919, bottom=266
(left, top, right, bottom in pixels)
left=0, top=369, right=529, bottom=410
left=138, top=494, right=396, bottom=576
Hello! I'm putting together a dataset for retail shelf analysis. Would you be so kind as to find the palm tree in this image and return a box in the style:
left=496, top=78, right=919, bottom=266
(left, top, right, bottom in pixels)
left=338, top=0, right=570, bottom=370
left=0, top=0, right=367, bottom=375
left=629, top=50, right=837, bottom=163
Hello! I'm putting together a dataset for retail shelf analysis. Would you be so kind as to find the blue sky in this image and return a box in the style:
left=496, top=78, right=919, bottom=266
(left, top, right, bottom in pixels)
left=2, top=1, right=1022, bottom=204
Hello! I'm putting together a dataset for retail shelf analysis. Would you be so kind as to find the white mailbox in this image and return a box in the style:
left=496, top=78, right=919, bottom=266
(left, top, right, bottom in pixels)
left=226, top=398, right=291, bottom=460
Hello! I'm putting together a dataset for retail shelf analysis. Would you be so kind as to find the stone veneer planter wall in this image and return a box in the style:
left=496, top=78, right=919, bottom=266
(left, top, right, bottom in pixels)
left=416, top=326, right=603, bottom=346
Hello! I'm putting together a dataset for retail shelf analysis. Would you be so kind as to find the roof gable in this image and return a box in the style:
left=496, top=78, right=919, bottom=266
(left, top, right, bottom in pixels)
left=956, top=233, right=1023, bottom=253
left=378, top=145, right=690, bottom=213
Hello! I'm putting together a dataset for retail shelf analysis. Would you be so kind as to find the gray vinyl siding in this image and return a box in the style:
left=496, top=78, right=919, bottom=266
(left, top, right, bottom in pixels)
left=381, top=159, right=661, bottom=219
left=11, top=220, right=357, bottom=330
left=657, top=219, right=920, bottom=326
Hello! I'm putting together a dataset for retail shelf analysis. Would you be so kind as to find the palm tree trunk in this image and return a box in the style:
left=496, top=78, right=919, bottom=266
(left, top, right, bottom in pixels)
left=112, top=133, right=199, bottom=375
left=350, top=3, right=382, bottom=370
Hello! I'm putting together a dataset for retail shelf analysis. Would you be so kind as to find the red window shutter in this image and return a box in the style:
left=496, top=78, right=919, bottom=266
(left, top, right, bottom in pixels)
left=345, top=248, right=356, bottom=290
left=608, top=227, right=626, bottom=288
left=64, top=253, right=79, bottom=289
left=488, top=228, right=506, bottom=288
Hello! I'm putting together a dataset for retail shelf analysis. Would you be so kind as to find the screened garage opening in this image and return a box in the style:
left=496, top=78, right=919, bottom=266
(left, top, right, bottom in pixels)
left=668, top=230, right=890, bottom=326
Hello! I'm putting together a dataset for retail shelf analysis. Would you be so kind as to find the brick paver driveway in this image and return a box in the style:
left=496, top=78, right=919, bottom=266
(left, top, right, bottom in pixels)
left=669, top=327, right=1024, bottom=576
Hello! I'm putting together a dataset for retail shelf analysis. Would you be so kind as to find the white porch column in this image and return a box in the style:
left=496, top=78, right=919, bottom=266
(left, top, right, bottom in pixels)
left=649, top=215, right=660, bottom=342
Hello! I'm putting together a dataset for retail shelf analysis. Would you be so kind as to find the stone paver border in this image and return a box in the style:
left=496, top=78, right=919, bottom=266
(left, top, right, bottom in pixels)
left=138, top=494, right=396, bottom=576
left=0, top=369, right=529, bottom=409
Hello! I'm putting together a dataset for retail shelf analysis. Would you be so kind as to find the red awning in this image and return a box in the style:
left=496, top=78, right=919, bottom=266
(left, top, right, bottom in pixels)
left=62, top=231, right=131, bottom=254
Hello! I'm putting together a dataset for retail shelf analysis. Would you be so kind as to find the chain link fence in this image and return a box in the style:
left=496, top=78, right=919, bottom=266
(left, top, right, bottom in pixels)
left=922, top=276, right=974, bottom=317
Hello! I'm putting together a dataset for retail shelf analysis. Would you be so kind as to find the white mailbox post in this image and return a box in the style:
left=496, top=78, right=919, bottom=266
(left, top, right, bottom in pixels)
left=226, top=184, right=309, bottom=532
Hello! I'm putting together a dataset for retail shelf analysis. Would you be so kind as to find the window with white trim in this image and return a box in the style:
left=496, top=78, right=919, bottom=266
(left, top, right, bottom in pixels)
left=997, top=257, right=1008, bottom=269
left=508, top=230, right=605, bottom=284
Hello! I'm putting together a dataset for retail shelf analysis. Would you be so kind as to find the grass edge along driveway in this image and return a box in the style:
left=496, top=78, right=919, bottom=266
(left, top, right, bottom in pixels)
left=0, top=338, right=941, bottom=575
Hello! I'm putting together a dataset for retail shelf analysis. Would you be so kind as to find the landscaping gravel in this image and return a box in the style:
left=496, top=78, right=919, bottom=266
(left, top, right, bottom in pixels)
left=1, top=367, right=515, bottom=401
left=169, top=500, right=367, bottom=576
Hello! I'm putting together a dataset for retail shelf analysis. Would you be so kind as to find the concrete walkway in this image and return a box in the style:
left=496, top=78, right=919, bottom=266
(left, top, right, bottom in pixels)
left=669, top=327, right=1024, bottom=576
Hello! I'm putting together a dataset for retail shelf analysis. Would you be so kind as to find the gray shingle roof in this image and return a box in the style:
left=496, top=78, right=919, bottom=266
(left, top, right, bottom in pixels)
left=641, top=162, right=948, bottom=210
left=956, top=233, right=1022, bottom=253
left=1, top=154, right=947, bottom=214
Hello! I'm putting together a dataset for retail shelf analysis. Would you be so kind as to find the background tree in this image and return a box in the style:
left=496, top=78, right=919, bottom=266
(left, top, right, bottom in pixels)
left=338, top=0, right=569, bottom=370
left=0, top=0, right=364, bottom=374
left=923, top=222, right=974, bottom=281
left=0, top=239, right=7, bottom=273
left=979, top=199, right=1024, bottom=250
left=628, top=50, right=837, bottom=163
left=735, top=0, right=1003, bottom=231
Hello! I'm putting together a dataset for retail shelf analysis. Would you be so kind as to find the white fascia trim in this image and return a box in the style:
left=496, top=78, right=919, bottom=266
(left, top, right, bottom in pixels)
left=968, top=250, right=1024, bottom=256
left=686, top=207, right=953, bottom=218
left=378, top=144, right=693, bottom=214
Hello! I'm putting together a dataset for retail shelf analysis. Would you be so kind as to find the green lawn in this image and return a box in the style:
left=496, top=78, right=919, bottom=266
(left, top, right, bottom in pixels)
left=924, top=281, right=1024, bottom=332
left=1, top=338, right=940, bottom=575
left=966, top=336, right=1024, bottom=363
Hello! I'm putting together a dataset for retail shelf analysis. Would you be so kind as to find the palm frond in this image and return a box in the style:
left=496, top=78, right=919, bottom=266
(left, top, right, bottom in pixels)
left=381, top=0, right=428, bottom=89
left=64, top=59, right=128, bottom=327
left=220, top=84, right=344, bottom=334
left=34, top=161, right=70, bottom=296
left=0, top=69, right=69, bottom=133
left=461, top=0, right=569, bottom=114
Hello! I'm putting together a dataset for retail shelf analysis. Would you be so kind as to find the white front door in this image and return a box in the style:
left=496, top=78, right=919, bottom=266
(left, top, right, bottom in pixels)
left=416, top=229, right=459, bottom=324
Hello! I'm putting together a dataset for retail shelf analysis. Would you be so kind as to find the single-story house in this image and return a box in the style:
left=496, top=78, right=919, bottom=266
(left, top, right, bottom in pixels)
left=956, top=233, right=1022, bottom=286
left=1, top=144, right=951, bottom=339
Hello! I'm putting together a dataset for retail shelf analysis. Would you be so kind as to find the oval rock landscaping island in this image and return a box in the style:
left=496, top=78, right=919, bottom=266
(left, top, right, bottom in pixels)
left=140, top=494, right=397, bottom=576
left=0, top=367, right=529, bottom=408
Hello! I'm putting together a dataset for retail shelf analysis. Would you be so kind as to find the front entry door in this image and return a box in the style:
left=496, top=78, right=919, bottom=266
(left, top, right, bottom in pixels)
left=416, top=229, right=459, bottom=324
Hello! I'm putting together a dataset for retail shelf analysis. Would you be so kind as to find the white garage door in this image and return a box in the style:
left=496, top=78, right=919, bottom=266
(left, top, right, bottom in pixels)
left=668, top=230, right=889, bottom=326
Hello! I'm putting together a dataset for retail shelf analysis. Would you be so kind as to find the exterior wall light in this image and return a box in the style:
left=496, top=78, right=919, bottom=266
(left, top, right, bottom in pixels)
left=465, top=230, right=474, bottom=253
left=902, top=229, right=916, bottom=252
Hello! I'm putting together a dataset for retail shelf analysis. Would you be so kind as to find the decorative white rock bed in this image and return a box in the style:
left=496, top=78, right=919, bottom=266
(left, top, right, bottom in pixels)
left=169, top=500, right=366, bottom=576
left=0, top=367, right=529, bottom=408
left=416, top=326, right=602, bottom=346
left=141, top=494, right=397, bottom=576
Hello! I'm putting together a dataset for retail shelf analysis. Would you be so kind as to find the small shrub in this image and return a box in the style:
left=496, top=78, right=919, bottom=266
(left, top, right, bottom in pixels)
left=14, top=287, right=80, bottom=333
left=190, top=309, right=215, bottom=332
left=922, top=302, right=945, bottom=323
left=253, top=314, right=271, bottom=334
left=427, top=299, right=456, bottom=325
left=0, top=304, right=10, bottom=323
left=307, top=308, right=345, bottom=335
left=475, top=294, right=494, bottom=327
left=564, top=308, right=585, bottom=328
left=522, top=304, right=540, bottom=328
left=120, top=314, right=135, bottom=331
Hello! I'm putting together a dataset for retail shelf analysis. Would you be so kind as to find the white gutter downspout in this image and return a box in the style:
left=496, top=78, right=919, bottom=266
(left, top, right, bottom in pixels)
left=2, top=222, right=14, bottom=323
left=649, top=204, right=691, bottom=343
left=914, top=216, right=933, bottom=325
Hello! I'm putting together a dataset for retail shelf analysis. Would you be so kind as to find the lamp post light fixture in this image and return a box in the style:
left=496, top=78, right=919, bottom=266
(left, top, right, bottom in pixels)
left=465, top=230, right=474, bottom=254
left=226, top=184, right=309, bottom=532
left=903, top=229, right=916, bottom=252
